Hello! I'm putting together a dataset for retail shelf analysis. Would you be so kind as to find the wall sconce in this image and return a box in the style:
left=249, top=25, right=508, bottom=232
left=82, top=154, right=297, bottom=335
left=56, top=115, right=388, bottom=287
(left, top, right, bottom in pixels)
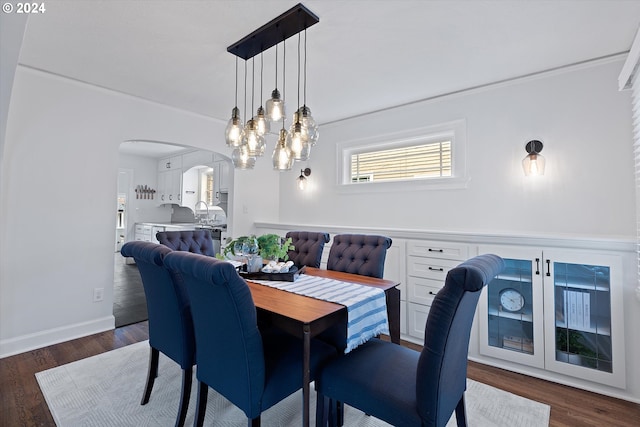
left=522, top=140, right=545, bottom=176
left=297, top=168, right=311, bottom=190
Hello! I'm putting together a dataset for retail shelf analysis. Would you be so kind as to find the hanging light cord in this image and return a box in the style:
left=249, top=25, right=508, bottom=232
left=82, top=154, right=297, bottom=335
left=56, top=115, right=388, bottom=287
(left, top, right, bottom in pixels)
left=274, top=44, right=278, bottom=90
left=234, top=57, right=238, bottom=108
left=282, top=39, right=286, bottom=131
left=260, top=52, right=264, bottom=107
left=243, top=60, right=247, bottom=125
left=297, top=32, right=301, bottom=119
left=251, top=57, right=255, bottom=116
left=303, top=28, right=307, bottom=107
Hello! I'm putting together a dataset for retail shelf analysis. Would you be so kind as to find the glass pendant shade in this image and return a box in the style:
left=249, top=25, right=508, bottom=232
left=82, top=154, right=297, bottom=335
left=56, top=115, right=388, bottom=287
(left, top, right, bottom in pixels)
left=253, top=106, right=270, bottom=136
left=287, top=115, right=311, bottom=161
left=232, top=145, right=256, bottom=169
left=225, top=107, right=243, bottom=147
left=242, top=119, right=266, bottom=157
left=522, top=153, right=545, bottom=176
left=299, top=105, right=319, bottom=145
left=266, top=89, right=285, bottom=122
left=272, top=129, right=293, bottom=170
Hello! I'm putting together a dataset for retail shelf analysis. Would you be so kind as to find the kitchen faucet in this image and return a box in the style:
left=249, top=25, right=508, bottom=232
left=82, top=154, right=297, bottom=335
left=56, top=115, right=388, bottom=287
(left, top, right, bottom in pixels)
left=194, top=200, right=209, bottom=224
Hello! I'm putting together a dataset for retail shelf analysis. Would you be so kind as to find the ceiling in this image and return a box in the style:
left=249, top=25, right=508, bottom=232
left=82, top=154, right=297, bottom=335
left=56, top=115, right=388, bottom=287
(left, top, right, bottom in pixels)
left=17, top=1, right=640, bottom=157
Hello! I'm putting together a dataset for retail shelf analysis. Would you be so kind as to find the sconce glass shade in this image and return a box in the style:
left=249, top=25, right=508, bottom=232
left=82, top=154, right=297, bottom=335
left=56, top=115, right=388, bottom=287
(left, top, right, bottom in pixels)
left=522, top=140, right=545, bottom=176
left=299, top=105, right=319, bottom=145
left=242, top=119, right=265, bottom=157
left=272, top=129, right=293, bottom=170
left=297, top=167, right=311, bottom=190
left=253, top=106, right=270, bottom=136
left=522, top=153, right=545, bottom=176
left=266, top=89, right=285, bottom=123
left=225, top=107, right=243, bottom=147
left=232, top=144, right=256, bottom=169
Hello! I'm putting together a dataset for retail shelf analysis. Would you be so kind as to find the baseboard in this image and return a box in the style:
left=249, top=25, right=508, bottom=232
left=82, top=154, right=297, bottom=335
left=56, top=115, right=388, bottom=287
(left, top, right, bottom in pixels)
left=0, top=315, right=115, bottom=359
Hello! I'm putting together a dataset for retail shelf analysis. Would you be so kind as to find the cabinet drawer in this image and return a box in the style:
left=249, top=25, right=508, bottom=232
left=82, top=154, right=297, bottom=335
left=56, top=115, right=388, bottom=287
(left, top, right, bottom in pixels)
left=407, top=302, right=431, bottom=341
left=135, top=224, right=152, bottom=235
left=408, top=256, right=459, bottom=280
left=407, top=276, right=442, bottom=306
left=407, top=240, right=468, bottom=260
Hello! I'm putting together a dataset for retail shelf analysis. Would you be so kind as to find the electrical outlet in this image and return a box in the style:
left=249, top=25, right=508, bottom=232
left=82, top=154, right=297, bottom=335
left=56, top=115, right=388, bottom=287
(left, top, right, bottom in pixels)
left=93, top=287, right=104, bottom=302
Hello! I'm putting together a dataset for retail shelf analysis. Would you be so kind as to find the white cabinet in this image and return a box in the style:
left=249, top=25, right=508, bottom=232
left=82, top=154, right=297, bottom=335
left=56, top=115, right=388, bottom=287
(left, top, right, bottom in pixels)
left=158, top=155, right=182, bottom=172
left=478, top=245, right=626, bottom=389
left=406, top=240, right=469, bottom=342
left=212, top=160, right=230, bottom=205
left=134, top=224, right=152, bottom=242
left=158, top=169, right=182, bottom=204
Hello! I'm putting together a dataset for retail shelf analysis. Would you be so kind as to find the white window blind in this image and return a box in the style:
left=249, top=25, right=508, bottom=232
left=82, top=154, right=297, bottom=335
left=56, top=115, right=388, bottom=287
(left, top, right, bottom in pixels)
left=351, top=141, right=452, bottom=183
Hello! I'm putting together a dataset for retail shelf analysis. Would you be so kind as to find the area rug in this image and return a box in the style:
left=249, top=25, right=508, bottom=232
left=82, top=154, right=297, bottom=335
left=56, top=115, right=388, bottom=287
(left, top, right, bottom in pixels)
left=36, top=341, right=550, bottom=426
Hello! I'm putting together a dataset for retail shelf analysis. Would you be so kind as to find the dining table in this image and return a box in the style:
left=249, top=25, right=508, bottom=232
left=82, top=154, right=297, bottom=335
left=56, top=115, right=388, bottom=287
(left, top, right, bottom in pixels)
left=246, top=266, right=401, bottom=427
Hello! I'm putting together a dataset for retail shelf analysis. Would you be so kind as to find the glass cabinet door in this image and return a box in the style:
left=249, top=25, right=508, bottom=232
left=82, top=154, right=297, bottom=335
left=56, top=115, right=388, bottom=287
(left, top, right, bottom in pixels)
left=478, top=247, right=545, bottom=369
left=553, top=262, right=612, bottom=372
left=544, top=251, right=625, bottom=389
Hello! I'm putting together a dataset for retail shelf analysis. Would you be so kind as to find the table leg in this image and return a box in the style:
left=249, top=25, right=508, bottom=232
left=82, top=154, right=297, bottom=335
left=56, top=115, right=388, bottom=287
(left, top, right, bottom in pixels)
left=302, top=324, right=311, bottom=427
left=386, top=287, right=401, bottom=344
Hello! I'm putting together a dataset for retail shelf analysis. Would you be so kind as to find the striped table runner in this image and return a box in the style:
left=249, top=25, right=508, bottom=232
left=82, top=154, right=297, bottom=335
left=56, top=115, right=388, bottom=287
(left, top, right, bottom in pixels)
left=250, top=274, right=389, bottom=353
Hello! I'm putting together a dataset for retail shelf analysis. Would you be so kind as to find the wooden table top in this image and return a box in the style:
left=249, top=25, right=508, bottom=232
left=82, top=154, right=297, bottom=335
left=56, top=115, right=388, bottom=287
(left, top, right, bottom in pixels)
left=246, top=267, right=398, bottom=324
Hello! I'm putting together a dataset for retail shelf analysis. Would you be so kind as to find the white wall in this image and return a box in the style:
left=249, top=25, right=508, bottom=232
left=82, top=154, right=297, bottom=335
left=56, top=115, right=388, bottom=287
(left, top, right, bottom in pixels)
left=0, top=67, right=279, bottom=357
left=274, top=59, right=636, bottom=240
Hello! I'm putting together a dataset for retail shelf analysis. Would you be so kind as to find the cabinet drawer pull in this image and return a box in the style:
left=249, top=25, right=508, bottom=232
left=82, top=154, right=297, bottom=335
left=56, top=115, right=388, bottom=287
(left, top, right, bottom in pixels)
left=428, top=248, right=444, bottom=253
left=535, top=258, right=540, bottom=275
left=428, top=291, right=437, bottom=295
left=428, top=267, right=444, bottom=272
left=546, top=259, right=551, bottom=277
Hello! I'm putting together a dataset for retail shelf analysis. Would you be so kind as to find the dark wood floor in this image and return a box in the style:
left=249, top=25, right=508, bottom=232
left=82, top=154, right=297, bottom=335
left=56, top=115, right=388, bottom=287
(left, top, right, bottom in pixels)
left=113, top=253, right=148, bottom=327
left=1, top=322, right=638, bottom=426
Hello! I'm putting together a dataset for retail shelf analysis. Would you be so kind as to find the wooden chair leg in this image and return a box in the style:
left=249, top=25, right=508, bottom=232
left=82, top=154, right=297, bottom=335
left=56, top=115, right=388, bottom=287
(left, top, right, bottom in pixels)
left=316, top=392, right=329, bottom=427
left=140, top=347, right=159, bottom=405
left=337, top=401, right=344, bottom=427
left=455, top=394, right=468, bottom=427
left=174, top=367, right=192, bottom=427
left=194, top=381, right=209, bottom=427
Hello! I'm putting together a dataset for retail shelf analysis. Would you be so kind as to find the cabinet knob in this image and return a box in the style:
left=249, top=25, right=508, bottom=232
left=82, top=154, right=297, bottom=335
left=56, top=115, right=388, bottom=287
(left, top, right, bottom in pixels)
left=169, top=195, right=172, bottom=200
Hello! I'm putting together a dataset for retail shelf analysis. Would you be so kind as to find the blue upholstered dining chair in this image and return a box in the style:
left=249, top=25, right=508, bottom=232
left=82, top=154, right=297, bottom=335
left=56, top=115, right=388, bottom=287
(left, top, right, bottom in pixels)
left=162, top=251, right=337, bottom=427
left=326, top=234, right=392, bottom=278
left=285, top=230, right=330, bottom=268
left=315, top=254, right=505, bottom=427
left=119, top=241, right=195, bottom=427
left=156, top=229, right=215, bottom=256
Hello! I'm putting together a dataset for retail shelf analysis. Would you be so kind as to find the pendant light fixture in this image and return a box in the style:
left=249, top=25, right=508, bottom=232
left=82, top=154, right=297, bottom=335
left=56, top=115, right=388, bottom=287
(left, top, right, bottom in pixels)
left=225, top=3, right=319, bottom=170
left=253, top=52, right=270, bottom=136
left=266, top=44, right=286, bottom=123
left=225, top=57, right=243, bottom=147
left=242, top=57, right=265, bottom=157
left=522, top=140, right=545, bottom=176
left=299, top=29, right=319, bottom=145
left=287, top=32, right=311, bottom=161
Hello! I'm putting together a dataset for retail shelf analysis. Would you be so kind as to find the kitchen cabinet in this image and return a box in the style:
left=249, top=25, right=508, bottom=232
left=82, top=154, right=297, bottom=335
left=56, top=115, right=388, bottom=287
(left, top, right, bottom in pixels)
left=478, top=245, right=626, bottom=388
left=158, top=155, right=182, bottom=172
left=212, top=160, right=230, bottom=205
left=406, top=240, right=469, bottom=341
left=157, top=168, right=182, bottom=204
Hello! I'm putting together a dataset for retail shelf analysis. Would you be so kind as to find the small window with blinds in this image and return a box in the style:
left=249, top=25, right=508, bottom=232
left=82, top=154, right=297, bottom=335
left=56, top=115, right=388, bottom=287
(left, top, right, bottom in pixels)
left=351, top=141, right=452, bottom=183
left=337, top=119, right=467, bottom=191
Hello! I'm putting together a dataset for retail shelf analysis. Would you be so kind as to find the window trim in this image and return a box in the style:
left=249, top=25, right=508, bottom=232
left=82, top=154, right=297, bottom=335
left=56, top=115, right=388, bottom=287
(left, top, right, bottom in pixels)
left=336, top=119, right=468, bottom=193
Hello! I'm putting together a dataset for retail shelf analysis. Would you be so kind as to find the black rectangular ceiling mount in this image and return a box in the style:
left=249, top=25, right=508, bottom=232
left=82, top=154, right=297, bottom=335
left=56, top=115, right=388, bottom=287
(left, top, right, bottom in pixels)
left=227, top=3, right=319, bottom=60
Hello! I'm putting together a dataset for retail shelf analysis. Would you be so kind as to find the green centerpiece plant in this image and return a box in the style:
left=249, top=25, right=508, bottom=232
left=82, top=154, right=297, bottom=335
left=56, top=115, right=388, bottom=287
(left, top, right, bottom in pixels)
left=222, top=234, right=294, bottom=261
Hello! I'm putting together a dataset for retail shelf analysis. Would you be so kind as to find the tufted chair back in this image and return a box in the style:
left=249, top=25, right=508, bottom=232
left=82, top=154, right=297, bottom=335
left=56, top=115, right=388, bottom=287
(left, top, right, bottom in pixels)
left=119, top=241, right=196, bottom=426
left=285, top=231, right=330, bottom=268
left=327, top=234, right=392, bottom=279
left=156, top=229, right=215, bottom=256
